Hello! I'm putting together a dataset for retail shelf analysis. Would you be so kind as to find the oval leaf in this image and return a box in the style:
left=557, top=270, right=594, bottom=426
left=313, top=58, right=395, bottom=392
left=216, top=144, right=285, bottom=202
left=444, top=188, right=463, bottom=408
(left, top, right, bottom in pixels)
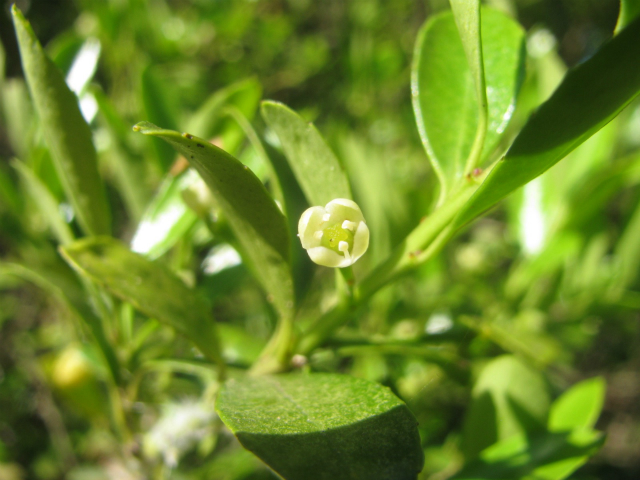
left=454, top=16, right=640, bottom=229
left=59, top=237, right=222, bottom=365
left=412, top=8, right=525, bottom=198
left=548, top=377, right=606, bottom=432
left=133, top=122, right=294, bottom=320
left=11, top=6, right=111, bottom=236
left=261, top=101, right=352, bottom=207
left=216, top=373, right=424, bottom=480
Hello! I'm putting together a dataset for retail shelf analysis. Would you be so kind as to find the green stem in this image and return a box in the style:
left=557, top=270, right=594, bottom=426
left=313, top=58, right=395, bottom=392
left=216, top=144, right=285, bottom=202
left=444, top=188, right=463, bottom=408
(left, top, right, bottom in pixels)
left=249, top=311, right=295, bottom=375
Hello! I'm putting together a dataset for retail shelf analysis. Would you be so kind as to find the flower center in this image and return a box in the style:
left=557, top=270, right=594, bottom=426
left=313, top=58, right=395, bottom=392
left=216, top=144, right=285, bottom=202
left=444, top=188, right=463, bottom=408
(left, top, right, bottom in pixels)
left=320, top=223, right=354, bottom=256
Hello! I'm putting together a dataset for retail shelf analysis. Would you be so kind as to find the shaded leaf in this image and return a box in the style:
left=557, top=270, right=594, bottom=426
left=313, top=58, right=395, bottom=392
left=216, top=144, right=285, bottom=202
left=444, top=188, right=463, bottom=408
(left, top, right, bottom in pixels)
left=549, top=377, right=606, bottom=432
left=134, top=122, right=294, bottom=320
left=461, top=355, right=550, bottom=459
left=60, top=237, right=223, bottom=365
left=11, top=6, right=111, bottom=236
left=616, top=0, right=640, bottom=33
left=216, top=373, right=423, bottom=480
left=412, top=8, right=524, bottom=198
left=452, top=430, right=604, bottom=480
left=12, top=160, right=75, bottom=245
left=261, top=100, right=351, bottom=207
left=454, top=16, right=640, bottom=229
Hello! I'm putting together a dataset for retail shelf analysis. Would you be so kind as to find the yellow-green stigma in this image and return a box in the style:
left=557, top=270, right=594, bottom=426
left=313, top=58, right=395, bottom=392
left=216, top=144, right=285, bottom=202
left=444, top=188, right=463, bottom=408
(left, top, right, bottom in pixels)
left=320, top=223, right=354, bottom=255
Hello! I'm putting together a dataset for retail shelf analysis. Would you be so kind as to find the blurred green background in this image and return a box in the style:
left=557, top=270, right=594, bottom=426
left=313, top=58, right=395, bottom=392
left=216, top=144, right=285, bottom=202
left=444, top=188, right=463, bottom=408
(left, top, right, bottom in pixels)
left=2, top=0, right=640, bottom=479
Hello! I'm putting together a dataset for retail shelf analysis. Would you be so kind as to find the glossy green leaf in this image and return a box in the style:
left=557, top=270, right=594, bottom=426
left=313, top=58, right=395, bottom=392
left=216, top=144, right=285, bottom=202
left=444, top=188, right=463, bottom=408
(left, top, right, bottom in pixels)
left=616, top=0, right=640, bottom=33
left=130, top=169, right=200, bottom=259
left=454, top=16, right=640, bottom=229
left=11, top=6, right=111, bottom=236
left=412, top=8, right=524, bottom=199
left=134, top=122, right=294, bottom=320
left=549, top=377, right=606, bottom=432
left=12, top=160, right=75, bottom=245
left=216, top=373, right=423, bottom=480
left=261, top=100, right=352, bottom=207
left=452, top=429, right=604, bottom=480
left=60, top=237, right=222, bottom=365
left=450, top=0, right=488, bottom=173
left=461, top=355, right=550, bottom=459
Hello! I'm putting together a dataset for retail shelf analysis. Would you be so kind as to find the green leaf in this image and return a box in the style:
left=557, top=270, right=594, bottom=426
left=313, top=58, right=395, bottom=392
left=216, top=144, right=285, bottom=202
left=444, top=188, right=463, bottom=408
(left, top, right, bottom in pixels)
left=449, top=0, right=488, bottom=173
left=454, top=16, right=640, bottom=229
left=133, top=122, right=294, bottom=320
left=452, top=429, right=604, bottom=480
left=12, top=160, right=75, bottom=245
left=59, top=237, right=223, bottom=365
left=11, top=6, right=111, bottom=236
left=549, top=377, right=606, bottom=432
left=461, top=355, right=550, bottom=459
left=130, top=169, right=200, bottom=260
left=216, top=373, right=424, bottom=480
left=615, top=195, right=640, bottom=290
left=616, top=0, right=640, bottom=33
left=412, top=8, right=524, bottom=199
left=261, top=100, right=352, bottom=207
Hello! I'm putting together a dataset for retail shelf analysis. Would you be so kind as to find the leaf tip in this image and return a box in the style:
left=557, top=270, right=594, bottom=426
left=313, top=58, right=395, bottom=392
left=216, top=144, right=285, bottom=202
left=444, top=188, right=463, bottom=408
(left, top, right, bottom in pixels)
left=132, top=121, right=160, bottom=134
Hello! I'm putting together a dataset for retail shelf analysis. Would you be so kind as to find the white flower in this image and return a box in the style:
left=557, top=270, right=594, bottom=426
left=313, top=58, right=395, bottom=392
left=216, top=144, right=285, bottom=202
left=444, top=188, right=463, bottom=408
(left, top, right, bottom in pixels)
left=298, top=198, right=369, bottom=268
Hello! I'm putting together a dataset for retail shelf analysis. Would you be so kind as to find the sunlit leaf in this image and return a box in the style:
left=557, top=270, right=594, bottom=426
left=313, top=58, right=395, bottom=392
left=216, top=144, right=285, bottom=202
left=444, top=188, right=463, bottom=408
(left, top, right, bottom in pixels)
left=412, top=8, right=525, bottom=199
left=549, top=377, right=606, bottom=432
left=12, top=6, right=111, bottom=236
left=134, top=122, right=294, bottom=320
left=216, top=373, right=424, bottom=480
left=60, top=237, right=223, bottom=365
left=261, top=101, right=352, bottom=207
left=454, top=16, right=640, bottom=229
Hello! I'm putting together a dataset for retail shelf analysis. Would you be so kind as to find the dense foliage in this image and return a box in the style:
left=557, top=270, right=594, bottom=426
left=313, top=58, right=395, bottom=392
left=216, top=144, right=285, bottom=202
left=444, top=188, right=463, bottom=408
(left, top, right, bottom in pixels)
left=1, top=1, right=640, bottom=479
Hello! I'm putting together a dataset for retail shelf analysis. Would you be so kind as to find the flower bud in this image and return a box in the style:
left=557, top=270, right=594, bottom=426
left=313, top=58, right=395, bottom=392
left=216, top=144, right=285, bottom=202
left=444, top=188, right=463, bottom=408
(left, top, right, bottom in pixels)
left=298, top=199, right=369, bottom=268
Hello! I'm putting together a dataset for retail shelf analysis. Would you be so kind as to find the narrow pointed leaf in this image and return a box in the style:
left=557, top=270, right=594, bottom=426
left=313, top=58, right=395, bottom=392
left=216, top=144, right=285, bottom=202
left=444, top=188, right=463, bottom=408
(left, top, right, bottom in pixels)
left=216, top=373, right=424, bottom=480
left=261, top=101, right=351, bottom=207
left=11, top=6, right=111, bottom=236
left=13, top=160, right=75, bottom=245
left=412, top=8, right=524, bottom=198
left=60, top=237, right=222, bottom=365
left=134, top=122, right=294, bottom=320
left=454, top=17, right=640, bottom=229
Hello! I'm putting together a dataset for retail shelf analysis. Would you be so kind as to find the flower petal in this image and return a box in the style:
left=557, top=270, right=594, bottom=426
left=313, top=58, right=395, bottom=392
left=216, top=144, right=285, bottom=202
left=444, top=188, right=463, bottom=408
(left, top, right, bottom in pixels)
left=325, top=198, right=364, bottom=223
left=307, top=246, right=348, bottom=268
left=298, top=206, right=326, bottom=248
left=351, top=222, right=370, bottom=262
